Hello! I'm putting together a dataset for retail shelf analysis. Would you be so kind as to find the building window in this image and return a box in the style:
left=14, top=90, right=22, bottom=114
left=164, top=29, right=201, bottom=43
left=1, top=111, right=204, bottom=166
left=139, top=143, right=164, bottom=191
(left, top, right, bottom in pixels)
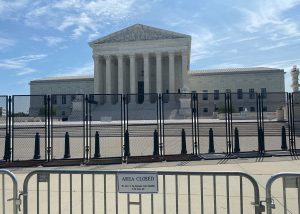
left=203, top=108, right=208, bottom=113
left=261, top=88, right=267, bottom=98
left=62, top=95, right=67, bottom=104
left=237, top=89, right=243, bottom=99
left=249, top=88, right=255, bottom=99
left=225, top=89, right=231, bottom=93
left=62, top=111, right=65, bottom=116
left=250, top=107, right=255, bottom=112
left=238, top=107, right=244, bottom=112
left=51, top=95, right=57, bottom=105
left=214, top=90, right=219, bottom=100
left=202, top=90, right=208, bottom=100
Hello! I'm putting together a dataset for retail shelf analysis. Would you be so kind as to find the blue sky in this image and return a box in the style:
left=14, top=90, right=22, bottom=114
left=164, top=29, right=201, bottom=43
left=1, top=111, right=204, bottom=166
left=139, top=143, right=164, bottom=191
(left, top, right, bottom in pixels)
left=0, top=0, right=300, bottom=94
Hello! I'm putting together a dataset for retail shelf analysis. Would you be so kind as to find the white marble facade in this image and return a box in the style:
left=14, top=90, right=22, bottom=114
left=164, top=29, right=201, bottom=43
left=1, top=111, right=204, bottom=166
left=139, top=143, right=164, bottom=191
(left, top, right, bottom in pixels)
left=89, top=24, right=191, bottom=100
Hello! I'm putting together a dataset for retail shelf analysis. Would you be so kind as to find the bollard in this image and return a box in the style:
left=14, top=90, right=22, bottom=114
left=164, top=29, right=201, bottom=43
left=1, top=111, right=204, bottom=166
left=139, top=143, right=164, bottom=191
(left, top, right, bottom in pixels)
left=181, top=129, right=187, bottom=155
left=153, top=129, right=159, bottom=156
left=64, top=132, right=71, bottom=159
left=33, top=132, right=41, bottom=159
left=234, top=127, right=240, bottom=153
left=281, top=126, right=288, bottom=150
left=208, top=128, right=215, bottom=153
left=94, top=131, right=100, bottom=158
left=3, top=133, right=10, bottom=161
left=124, top=130, right=130, bottom=157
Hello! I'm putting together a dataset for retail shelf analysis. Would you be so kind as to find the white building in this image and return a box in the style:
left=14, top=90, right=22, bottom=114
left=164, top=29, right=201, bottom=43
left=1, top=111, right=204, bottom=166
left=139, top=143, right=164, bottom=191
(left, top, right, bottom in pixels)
left=29, top=24, right=285, bottom=118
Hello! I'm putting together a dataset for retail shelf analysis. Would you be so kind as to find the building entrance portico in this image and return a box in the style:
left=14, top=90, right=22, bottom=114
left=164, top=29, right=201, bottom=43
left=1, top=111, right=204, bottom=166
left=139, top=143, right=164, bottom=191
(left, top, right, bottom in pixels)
left=90, top=24, right=191, bottom=104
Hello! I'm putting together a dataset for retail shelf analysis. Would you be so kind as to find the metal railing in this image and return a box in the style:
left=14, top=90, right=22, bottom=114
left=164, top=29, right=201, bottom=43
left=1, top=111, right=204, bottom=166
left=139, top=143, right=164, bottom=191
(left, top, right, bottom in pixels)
left=22, top=169, right=262, bottom=214
left=0, top=169, right=19, bottom=214
left=266, top=172, right=300, bottom=214
left=0, top=92, right=298, bottom=165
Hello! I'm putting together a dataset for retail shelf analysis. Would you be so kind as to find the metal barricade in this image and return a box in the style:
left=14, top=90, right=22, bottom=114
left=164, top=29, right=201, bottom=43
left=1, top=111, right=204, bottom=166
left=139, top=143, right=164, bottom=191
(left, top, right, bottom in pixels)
left=0, top=169, right=19, bottom=214
left=266, top=172, right=300, bottom=214
left=22, top=169, right=262, bottom=214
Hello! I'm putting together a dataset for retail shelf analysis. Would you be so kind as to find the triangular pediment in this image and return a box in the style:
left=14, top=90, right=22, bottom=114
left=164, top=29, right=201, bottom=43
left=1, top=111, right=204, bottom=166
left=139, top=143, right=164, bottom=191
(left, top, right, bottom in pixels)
left=90, top=24, right=190, bottom=45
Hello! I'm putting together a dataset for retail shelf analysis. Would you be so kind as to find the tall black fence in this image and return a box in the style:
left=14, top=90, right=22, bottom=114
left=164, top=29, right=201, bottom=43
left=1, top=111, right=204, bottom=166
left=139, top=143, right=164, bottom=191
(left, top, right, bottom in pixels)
left=88, top=94, right=123, bottom=160
left=0, top=96, right=8, bottom=161
left=50, top=94, right=85, bottom=160
left=0, top=92, right=298, bottom=165
left=162, top=93, right=194, bottom=156
left=124, top=93, right=160, bottom=159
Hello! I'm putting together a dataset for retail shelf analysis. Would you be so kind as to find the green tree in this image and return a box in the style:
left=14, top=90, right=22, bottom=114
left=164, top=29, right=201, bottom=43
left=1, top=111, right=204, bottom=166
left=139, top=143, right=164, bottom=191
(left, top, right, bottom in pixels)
left=13, top=112, right=29, bottom=117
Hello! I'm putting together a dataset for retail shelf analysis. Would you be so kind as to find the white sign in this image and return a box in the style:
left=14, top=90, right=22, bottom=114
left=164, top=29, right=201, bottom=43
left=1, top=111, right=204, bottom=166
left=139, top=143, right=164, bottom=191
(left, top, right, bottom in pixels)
left=117, top=172, right=158, bottom=194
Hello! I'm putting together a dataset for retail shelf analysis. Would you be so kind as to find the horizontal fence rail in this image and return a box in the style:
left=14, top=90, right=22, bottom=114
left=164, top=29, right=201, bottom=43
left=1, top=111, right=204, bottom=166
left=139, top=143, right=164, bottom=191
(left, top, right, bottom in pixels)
left=22, top=169, right=262, bottom=214
left=0, top=92, right=299, bottom=166
left=0, top=169, right=19, bottom=214
left=266, top=172, right=300, bottom=214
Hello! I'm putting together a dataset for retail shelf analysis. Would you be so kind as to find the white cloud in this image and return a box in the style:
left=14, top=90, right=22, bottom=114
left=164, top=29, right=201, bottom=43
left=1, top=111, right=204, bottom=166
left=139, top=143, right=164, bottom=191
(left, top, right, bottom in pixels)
left=259, top=42, right=288, bottom=51
left=190, top=29, right=230, bottom=63
left=23, top=0, right=142, bottom=39
left=0, top=54, right=47, bottom=75
left=31, top=36, right=64, bottom=46
left=43, top=36, right=64, bottom=46
left=0, top=37, right=15, bottom=49
left=0, top=0, right=29, bottom=15
left=56, top=62, right=93, bottom=77
left=238, top=0, right=300, bottom=36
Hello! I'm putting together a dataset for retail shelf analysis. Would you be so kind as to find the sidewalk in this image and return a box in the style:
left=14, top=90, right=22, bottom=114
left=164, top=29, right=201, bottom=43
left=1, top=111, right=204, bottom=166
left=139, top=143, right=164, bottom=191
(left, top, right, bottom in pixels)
left=3, top=156, right=300, bottom=214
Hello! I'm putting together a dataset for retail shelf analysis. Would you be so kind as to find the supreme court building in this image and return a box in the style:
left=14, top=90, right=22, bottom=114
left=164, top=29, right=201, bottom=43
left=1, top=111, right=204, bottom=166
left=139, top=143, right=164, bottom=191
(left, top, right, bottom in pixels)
left=30, top=24, right=285, bottom=119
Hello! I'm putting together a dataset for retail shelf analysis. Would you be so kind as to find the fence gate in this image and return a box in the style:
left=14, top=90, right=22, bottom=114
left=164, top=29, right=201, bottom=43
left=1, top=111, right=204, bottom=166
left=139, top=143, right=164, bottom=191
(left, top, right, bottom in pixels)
left=22, top=169, right=262, bottom=214
left=162, top=93, right=198, bottom=160
left=0, top=169, right=19, bottom=214
left=0, top=96, right=9, bottom=162
left=87, top=94, right=123, bottom=164
left=12, top=95, right=48, bottom=162
left=266, top=172, right=300, bottom=214
left=49, top=94, right=85, bottom=161
left=225, top=92, right=233, bottom=154
left=123, top=93, right=161, bottom=163
left=289, top=92, right=297, bottom=154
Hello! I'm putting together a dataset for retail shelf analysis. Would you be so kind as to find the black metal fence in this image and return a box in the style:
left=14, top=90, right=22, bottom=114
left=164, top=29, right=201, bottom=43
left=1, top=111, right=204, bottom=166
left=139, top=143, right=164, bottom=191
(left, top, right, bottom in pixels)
left=0, top=92, right=298, bottom=166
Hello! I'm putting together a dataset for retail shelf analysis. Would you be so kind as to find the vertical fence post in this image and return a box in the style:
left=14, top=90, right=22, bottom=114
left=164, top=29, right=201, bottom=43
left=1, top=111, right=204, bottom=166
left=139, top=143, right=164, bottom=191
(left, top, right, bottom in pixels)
left=3, top=133, right=11, bottom=161
left=9, top=96, right=12, bottom=161
left=124, top=130, right=130, bottom=158
left=181, top=129, right=187, bottom=155
left=47, top=95, right=51, bottom=161
left=281, top=126, right=288, bottom=150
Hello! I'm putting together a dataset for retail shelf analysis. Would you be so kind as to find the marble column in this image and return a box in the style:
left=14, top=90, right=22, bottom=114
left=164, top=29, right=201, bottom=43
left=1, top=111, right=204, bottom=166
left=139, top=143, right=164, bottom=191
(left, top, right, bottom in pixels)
left=105, top=55, right=111, bottom=103
left=93, top=55, right=101, bottom=94
left=129, top=54, right=136, bottom=103
left=129, top=54, right=136, bottom=94
left=181, top=52, right=189, bottom=91
left=169, top=52, right=175, bottom=93
left=156, top=52, right=162, bottom=93
left=143, top=53, right=150, bottom=101
left=117, top=55, right=124, bottom=95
